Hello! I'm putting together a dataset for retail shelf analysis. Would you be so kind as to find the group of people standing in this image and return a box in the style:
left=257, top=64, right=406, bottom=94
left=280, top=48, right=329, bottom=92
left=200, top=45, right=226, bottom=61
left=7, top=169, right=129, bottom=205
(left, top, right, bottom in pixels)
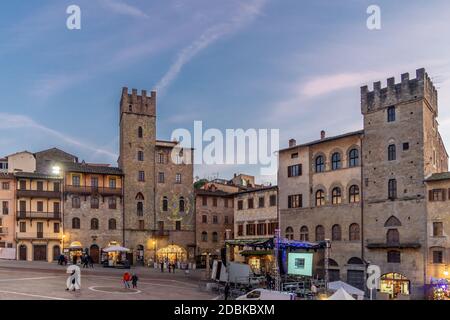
left=81, top=254, right=94, bottom=268
left=122, top=272, right=139, bottom=289
left=160, top=260, right=177, bottom=273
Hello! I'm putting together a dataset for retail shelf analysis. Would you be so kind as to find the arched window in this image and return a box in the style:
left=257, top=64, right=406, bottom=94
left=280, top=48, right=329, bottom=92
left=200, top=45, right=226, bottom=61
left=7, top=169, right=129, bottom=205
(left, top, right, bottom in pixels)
left=347, top=257, right=364, bottom=265
left=201, top=232, right=208, bottom=242
left=135, top=193, right=144, bottom=200
left=315, top=225, right=325, bottom=241
left=137, top=202, right=144, bottom=216
left=91, top=218, right=99, bottom=230
left=300, top=226, right=309, bottom=241
left=384, top=216, right=401, bottom=227
left=91, top=197, right=99, bottom=209
left=72, top=217, right=80, bottom=229
left=315, top=155, right=325, bottom=173
left=332, top=187, right=342, bottom=205
left=285, top=227, right=294, bottom=240
left=349, top=149, right=359, bottom=167
left=349, top=223, right=360, bottom=241
left=138, top=126, right=143, bottom=138
left=72, top=196, right=80, bottom=209
left=387, top=229, right=400, bottom=245
left=349, top=185, right=360, bottom=203
left=162, top=197, right=168, bottom=212
left=332, top=224, right=341, bottom=241
left=331, top=152, right=341, bottom=170
left=179, top=197, right=185, bottom=212
left=388, top=144, right=396, bottom=161
left=315, top=190, right=325, bottom=206
left=212, top=232, right=219, bottom=243
left=109, top=219, right=117, bottom=230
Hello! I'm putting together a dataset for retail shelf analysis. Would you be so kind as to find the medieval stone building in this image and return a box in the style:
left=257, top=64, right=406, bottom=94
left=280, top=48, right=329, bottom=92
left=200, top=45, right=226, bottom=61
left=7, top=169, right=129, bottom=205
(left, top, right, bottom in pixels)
left=279, top=68, right=449, bottom=299
left=119, top=88, right=195, bottom=265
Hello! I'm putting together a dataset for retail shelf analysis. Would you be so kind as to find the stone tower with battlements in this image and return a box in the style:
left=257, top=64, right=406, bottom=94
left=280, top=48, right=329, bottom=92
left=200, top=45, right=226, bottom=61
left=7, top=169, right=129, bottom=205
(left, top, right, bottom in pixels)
left=361, top=68, right=448, bottom=299
left=119, top=88, right=157, bottom=260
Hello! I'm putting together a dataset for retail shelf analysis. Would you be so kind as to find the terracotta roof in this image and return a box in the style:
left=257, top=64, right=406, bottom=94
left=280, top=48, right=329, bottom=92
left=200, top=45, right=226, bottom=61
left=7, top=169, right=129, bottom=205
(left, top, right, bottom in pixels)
left=279, top=130, right=364, bottom=152
left=62, top=162, right=123, bottom=175
left=14, top=172, right=62, bottom=180
left=425, top=172, right=450, bottom=182
left=234, top=185, right=278, bottom=195
left=195, top=189, right=233, bottom=197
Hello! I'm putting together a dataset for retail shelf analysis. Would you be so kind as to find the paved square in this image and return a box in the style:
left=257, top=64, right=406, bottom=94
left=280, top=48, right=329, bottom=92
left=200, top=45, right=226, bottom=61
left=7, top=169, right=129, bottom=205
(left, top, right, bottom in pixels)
left=0, top=261, right=217, bottom=300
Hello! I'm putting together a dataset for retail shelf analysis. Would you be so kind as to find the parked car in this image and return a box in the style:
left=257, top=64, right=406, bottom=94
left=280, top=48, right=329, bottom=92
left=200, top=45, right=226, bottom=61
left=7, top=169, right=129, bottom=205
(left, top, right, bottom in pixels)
left=236, top=289, right=295, bottom=300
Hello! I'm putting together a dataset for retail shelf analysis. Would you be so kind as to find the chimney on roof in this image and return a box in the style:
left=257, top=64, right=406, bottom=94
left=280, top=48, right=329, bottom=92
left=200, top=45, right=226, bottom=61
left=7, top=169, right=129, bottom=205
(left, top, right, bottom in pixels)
left=289, top=139, right=297, bottom=147
left=320, top=130, right=326, bottom=139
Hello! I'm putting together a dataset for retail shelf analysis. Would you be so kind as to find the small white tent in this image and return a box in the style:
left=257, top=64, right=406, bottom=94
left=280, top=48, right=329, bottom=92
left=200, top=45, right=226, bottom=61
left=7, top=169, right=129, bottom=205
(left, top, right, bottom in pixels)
left=327, top=288, right=355, bottom=300
left=328, top=281, right=365, bottom=300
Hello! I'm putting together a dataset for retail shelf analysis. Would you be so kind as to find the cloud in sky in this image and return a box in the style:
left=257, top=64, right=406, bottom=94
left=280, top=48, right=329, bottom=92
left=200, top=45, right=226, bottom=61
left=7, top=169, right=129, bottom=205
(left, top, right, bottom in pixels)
left=0, top=113, right=117, bottom=160
left=100, top=0, right=149, bottom=18
left=155, top=0, right=267, bottom=94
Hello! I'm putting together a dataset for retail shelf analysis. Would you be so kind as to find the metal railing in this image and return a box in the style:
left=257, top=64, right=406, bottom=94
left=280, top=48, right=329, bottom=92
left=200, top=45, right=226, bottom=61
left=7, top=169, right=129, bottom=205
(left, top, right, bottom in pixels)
left=16, top=232, right=61, bottom=240
left=16, top=189, right=61, bottom=198
left=16, top=211, right=61, bottom=220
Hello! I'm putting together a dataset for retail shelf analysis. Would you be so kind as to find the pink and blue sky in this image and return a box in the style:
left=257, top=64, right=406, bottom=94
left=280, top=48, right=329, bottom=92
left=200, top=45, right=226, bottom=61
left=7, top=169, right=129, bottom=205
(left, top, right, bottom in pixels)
left=1, top=0, right=450, bottom=183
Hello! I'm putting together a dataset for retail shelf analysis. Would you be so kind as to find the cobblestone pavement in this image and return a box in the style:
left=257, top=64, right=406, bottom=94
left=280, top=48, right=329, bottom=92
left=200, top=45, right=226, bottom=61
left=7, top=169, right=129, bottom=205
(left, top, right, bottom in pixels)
left=0, top=260, right=216, bottom=300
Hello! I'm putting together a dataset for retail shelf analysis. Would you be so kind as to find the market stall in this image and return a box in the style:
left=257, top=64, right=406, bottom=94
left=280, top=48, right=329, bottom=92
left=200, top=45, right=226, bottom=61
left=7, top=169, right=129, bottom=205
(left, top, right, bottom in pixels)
left=102, top=244, right=131, bottom=268
left=67, top=241, right=83, bottom=265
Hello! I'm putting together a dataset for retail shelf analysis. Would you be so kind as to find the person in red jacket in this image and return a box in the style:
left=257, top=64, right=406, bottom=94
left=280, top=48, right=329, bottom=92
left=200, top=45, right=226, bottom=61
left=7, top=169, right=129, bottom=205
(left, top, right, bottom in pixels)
left=123, top=272, right=131, bottom=289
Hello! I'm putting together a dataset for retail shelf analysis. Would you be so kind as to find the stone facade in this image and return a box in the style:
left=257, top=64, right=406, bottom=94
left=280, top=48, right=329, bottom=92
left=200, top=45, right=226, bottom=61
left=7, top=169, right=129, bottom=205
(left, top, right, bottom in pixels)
left=195, top=188, right=235, bottom=265
left=119, top=88, right=195, bottom=265
left=425, top=174, right=450, bottom=288
left=362, top=69, right=447, bottom=299
left=61, top=162, right=124, bottom=264
left=279, top=69, right=449, bottom=299
left=279, top=132, right=365, bottom=288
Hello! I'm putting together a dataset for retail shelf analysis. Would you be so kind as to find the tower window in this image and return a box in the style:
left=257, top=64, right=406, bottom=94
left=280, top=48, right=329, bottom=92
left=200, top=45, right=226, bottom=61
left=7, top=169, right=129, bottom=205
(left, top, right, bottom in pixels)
left=388, top=179, right=397, bottom=199
left=138, top=127, right=143, bottom=138
left=403, top=142, right=409, bottom=151
left=138, top=171, right=145, bottom=182
left=387, top=106, right=396, bottom=122
left=388, top=144, right=396, bottom=161
left=138, top=151, right=144, bottom=161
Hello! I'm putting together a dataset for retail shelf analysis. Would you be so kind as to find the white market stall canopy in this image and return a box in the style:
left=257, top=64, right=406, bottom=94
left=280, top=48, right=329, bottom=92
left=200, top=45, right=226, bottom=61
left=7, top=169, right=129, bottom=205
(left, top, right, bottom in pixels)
left=327, top=288, right=355, bottom=300
left=327, top=281, right=364, bottom=300
left=103, top=245, right=130, bottom=253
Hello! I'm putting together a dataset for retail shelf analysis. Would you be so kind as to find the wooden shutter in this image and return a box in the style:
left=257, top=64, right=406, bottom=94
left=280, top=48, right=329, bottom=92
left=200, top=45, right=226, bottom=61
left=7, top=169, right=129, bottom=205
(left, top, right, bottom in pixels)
left=429, top=190, right=434, bottom=201
left=442, top=189, right=447, bottom=201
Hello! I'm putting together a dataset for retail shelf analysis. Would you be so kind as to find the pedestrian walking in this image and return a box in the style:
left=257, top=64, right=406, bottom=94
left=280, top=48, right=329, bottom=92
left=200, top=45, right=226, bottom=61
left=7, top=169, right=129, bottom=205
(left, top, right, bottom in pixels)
left=88, top=255, right=94, bottom=268
left=131, top=274, right=138, bottom=289
left=160, top=261, right=164, bottom=273
left=168, top=263, right=172, bottom=273
left=123, top=272, right=131, bottom=289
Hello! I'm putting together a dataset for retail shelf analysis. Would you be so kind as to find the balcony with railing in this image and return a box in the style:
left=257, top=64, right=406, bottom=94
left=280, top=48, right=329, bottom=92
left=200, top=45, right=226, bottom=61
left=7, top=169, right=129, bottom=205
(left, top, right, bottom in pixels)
left=16, top=232, right=62, bottom=240
left=16, top=188, right=61, bottom=199
left=16, top=211, right=61, bottom=221
left=151, top=230, right=170, bottom=237
left=64, top=185, right=122, bottom=196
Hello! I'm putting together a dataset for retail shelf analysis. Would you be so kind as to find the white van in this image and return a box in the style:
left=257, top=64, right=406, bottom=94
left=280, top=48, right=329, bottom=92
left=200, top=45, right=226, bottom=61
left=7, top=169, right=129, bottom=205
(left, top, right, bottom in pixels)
left=236, top=289, right=295, bottom=300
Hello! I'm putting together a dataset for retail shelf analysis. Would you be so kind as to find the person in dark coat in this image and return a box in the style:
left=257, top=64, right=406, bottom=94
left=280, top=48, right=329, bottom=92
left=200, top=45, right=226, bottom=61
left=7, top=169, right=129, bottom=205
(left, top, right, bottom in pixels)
left=131, top=274, right=139, bottom=288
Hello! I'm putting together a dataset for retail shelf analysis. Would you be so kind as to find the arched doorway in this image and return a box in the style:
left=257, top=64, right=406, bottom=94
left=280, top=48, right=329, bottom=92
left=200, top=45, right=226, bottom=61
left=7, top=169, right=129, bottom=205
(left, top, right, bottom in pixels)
left=380, top=273, right=410, bottom=299
left=90, top=245, right=100, bottom=264
left=156, top=245, right=187, bottom=264
left=316, top=258, right=340, bottom=281
left=52, top=246, right=61, bottom=261
left=19, top=245, right=27, bottom=261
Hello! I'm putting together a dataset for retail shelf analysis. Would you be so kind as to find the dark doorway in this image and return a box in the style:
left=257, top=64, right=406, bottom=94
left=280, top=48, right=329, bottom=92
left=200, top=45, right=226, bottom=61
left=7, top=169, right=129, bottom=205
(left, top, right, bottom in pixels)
left=33, top=245, right=47, bottom=261
left=90, top=245, right=100, bottom=264
left=19, top=245, right=27, bottom=260
left=53, top=246, right=61, bottom=261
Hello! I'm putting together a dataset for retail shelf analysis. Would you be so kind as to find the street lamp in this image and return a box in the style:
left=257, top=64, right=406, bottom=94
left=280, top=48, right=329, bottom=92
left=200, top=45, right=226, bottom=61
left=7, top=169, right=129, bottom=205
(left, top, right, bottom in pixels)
left=52, top=166, right=61, bottom=175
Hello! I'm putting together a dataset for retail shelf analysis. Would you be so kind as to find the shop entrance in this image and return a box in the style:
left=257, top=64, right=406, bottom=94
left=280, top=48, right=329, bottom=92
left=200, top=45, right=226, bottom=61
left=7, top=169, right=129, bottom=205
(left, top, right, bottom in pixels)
left=33, top=245, right=47, bottom=261
left=156, top=245, right=187, bottom=264
left=380, top=273, right=410, bottom=299
left=19, top=245, right=27, bottom=260
left=90, top=245, right=100, bottom=264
